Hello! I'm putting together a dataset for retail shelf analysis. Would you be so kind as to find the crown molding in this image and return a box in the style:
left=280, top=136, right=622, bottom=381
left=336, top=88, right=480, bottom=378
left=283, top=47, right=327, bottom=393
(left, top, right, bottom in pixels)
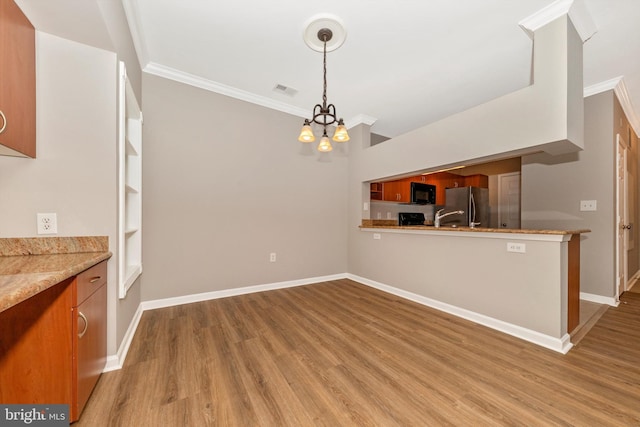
left=583, top=76, right=622, bottom=97
left=144, top=62, right=312, bottom=119
left=519, top=0, right=596, bottom=42
left=121, top=0, right=149, bottom=67
left=144, top=62, right=379, bottom=130
left=584, top=77, right=640, bottom=137
left=346, top=114, right=377, bottom=128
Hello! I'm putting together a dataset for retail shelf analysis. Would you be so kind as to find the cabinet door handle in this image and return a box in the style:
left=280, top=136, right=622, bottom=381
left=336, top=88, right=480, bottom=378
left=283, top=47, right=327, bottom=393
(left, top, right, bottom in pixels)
left=89, top=276, right=101, bottom=283
left=0, top=110, right=6, bottom=134
left=78, top=311, right=88, bottom=338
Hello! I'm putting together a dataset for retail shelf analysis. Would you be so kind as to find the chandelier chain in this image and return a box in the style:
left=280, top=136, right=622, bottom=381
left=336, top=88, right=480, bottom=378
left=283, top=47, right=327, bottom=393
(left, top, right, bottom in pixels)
left=322, top=35, right=328, bottom=116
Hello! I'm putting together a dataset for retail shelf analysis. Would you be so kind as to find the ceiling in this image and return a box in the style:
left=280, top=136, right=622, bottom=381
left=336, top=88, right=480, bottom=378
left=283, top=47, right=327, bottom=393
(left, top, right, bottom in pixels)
left=15, top=0, right=640, bottom=139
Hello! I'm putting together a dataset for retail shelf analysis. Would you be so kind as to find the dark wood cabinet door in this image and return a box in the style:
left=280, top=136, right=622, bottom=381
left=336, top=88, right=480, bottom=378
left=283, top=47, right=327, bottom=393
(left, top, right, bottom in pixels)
left=0, top=0, right=36, bottom=157
left=0, top=278, right=74, bottom=405
left=73, top=283, right=107, bottom=420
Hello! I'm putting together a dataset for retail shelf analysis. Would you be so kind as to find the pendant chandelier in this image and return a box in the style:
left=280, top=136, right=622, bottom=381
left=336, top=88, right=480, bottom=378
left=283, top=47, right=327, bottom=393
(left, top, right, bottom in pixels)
left=298, top=17, right=349, bottom=152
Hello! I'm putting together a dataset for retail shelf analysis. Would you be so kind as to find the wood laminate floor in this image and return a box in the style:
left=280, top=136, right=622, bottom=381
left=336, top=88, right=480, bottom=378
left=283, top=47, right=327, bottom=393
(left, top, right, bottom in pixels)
left=77, top=280, right=640, bottom=426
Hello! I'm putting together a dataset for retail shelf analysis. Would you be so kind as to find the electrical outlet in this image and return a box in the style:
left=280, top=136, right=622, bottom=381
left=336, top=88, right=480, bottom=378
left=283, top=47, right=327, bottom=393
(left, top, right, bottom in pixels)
left=270, top=252, right=277, bottom=262
left=373, top=233, right=381, bottom=240
left=37, top=213, right=58, bottom=235
left=507, top=242, right=525, bottom=253
left=580, top=200, right=597, bottom=211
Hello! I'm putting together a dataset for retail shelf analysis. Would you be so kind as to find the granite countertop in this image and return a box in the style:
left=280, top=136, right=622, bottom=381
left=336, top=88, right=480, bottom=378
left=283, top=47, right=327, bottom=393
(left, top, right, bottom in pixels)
left=0, top=237, right=112, bottom=313
left=360, top=220, right=590, bottom=235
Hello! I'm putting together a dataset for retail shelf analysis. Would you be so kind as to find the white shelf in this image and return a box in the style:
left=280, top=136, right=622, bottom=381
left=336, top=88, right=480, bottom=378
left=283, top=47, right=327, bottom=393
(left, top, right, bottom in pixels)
left=118, top=61, right=142, bottom=299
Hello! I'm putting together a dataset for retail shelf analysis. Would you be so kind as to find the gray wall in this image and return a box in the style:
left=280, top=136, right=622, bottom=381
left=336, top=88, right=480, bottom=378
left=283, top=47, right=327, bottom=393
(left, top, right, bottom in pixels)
left=139, top=74, right=349, bottom=301
left=521, top=91, right=614, bottom=297
left=0, top=32, right=124, bottom=354
left=10, top=0, right=143, bottom=359
left=521, top=91, right=640, bottom=298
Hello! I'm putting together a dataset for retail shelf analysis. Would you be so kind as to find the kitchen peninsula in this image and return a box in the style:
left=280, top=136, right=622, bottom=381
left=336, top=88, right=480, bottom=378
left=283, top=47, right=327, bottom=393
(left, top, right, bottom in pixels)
left=358, top=221, right=589, bottom=354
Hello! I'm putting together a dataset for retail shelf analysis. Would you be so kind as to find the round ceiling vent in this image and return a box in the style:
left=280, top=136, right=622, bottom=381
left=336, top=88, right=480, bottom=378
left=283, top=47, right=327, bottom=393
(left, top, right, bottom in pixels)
left=303, top=14, right=347, bottom=52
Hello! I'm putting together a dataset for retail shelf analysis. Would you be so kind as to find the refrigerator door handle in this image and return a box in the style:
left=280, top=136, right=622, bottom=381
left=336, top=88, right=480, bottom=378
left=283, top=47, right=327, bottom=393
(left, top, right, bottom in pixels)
left=470, top=191, right=480, bottom=228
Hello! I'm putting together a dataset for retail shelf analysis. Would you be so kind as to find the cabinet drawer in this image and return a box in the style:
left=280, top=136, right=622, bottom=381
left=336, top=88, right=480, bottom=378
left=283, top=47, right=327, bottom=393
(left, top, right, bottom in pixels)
left=76, top=261, right=107, bottom=305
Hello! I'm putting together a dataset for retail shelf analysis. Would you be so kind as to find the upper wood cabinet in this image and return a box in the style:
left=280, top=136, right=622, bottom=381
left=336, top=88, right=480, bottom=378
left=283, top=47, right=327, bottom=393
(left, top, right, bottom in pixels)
left=370, top=172, right=488, bottom=205
left=370, top=182, right=383, bottom=200
left=382, top=180, right=406, bottom=202
left=0, top=0, right=36, bottom=157
left=463, top=174, right=489, bottom=188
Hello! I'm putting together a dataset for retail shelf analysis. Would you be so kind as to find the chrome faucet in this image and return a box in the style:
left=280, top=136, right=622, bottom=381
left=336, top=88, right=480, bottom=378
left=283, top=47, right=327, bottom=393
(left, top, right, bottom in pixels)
left=434, top=209, right=464, bottom=228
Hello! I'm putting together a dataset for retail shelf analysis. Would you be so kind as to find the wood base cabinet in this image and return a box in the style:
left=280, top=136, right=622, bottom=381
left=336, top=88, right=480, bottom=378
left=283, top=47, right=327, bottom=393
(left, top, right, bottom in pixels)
left=0, top=261, right=107, bottom=422
left=72, top=261, right=108, bottom=420
left=0, top=277, right=74, bottom=407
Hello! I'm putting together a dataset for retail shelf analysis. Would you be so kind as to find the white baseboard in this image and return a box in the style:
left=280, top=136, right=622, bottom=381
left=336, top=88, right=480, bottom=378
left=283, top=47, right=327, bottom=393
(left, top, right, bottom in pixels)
left=104, top=273, right=348, bottom=370
left=580, top=292, right=619, bottom=307
left=348, top=274, right=573, bottom=354
left=103, top=303, right=144, bottom=372
left=140, top=273, right=347, bottom=311
left=106, top=271, right=579, bottom=369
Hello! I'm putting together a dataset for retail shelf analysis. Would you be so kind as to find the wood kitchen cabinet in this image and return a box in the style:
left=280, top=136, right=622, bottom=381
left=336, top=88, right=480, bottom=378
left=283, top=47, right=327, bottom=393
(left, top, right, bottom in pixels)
left=370, top=172, right=488, bottom=205
left=463, top=174, right=489, bottom=188
left=0, top=277, right=74, bottom=407
left=0, top=0, right=36, bottom=157
left=73, top=261, right=108, bottom=419
left=370, top=182, right=383, bottom=200
left=382, top=180, right=411, bottom=202
left=0, top=261, right=107, bottom=422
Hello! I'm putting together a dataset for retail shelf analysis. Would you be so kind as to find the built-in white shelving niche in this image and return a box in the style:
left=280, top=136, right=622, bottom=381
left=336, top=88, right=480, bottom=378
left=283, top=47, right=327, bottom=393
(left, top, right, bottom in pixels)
left=118, top=61, right=142, bottom=299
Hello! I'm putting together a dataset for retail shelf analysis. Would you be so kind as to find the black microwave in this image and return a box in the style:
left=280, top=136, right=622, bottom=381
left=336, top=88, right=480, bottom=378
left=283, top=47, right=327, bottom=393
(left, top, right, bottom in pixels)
left=410, top=182, right=436, bottom=204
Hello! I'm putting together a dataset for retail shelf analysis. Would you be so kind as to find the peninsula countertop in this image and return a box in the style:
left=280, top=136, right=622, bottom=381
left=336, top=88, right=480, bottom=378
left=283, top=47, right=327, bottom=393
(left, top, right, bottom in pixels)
left=360, top=219, right=590, bottom=235
left=0, top=237, right=111, bottom=313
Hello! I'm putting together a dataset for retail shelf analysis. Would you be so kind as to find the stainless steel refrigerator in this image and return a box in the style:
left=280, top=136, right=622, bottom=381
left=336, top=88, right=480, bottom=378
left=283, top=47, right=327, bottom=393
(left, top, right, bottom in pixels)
left=441, top=186, right=489, bottom=227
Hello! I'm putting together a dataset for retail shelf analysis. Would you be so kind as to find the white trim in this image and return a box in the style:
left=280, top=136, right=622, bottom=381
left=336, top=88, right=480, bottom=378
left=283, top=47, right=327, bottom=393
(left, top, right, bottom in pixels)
left=584, top=76, right=621, bottom=97
left=103, top=274, right=348, bottom=370
left=347, top=114, right=377, bottom=128
left=613, top=79, right=640, bottom=138
left=104, top=269, right=580, bottom=370
left=141, top=273, right=346, bottom=311
left=360, top=227, right=572, bottom=242
left=628, top=271, right=640, bottom=291
left=349, top=273, right=573, bottom=354
left=567, top=0, right=597, bottom=42
left=580, top=292, right=619, bottom=307
left=519, top=0, right=596, bottom=43
left=103, top=303, right=144, bottom=372
left=144, top=62, right=312, bottom=119
left=584, top=77, right=640, bottom=138
left=143, top=62, right=374, bottom=131
left=121, top=0, right=149, bottom=68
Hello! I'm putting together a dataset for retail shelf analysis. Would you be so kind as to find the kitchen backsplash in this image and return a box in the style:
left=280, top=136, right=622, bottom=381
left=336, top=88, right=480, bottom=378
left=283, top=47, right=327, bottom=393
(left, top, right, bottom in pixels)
left=370, top=201, right=436, bottom=223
